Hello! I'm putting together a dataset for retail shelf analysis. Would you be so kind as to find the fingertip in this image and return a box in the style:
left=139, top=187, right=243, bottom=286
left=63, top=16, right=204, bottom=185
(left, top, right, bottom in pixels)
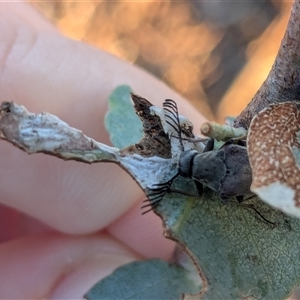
left=107, top=201, right=175, bottom=260
left=49, top=253, right=136, bottom=299
left=0, top=232, right=139, bottom=298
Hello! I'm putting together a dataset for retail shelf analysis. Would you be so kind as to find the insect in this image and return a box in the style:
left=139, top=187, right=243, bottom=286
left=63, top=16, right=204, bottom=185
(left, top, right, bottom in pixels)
left=142, top=99, right=252, bottom=213
left=142, top=100, right=275, bottom=226
left=178, top=138, right=252, bottom=203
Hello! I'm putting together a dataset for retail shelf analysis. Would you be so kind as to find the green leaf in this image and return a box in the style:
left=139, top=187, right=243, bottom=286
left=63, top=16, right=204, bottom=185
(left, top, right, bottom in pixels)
left=155, top=184, right=300, bottom=300
left=85, top=179, right=300, bottom=299
left=85, top=259, right=201, bottom=300
left=105, top=85, right=143, bottom=149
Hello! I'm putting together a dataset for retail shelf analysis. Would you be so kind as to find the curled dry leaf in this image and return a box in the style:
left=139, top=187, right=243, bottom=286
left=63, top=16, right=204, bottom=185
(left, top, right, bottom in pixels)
left=0, top=97, right=196, bottom=200
left=0, top=101, right=119, bottom=162
left=247, top=101, right=300, bottom=218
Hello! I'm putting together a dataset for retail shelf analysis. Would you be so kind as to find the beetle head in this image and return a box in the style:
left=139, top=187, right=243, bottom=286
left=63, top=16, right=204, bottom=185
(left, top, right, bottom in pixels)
left=178, top=150, right=198, bottom=178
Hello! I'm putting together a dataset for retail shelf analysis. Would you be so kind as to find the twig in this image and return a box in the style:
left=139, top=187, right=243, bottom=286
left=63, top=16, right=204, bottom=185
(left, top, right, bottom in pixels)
left=200, top=122, right=247, bottom=141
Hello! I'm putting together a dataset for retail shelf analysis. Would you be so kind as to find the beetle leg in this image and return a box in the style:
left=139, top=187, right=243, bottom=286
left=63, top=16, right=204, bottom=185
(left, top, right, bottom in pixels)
left=228, top=196, right=275, bottom=226
left=194, top=180, right=203, bottom=197
left=203, top=138, right=214, bottom=152
left=240, top=203, right=275, bottom=226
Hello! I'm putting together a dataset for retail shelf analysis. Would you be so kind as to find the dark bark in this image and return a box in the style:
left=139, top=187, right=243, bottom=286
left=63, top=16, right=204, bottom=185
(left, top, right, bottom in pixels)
left=234, top=1, right=300, bottom=129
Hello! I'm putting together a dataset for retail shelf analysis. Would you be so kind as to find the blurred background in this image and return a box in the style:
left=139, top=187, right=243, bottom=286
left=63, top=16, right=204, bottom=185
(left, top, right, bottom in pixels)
left=26, top=2, right=300, bottom=298
left=32, top=1, right=291, bottom=122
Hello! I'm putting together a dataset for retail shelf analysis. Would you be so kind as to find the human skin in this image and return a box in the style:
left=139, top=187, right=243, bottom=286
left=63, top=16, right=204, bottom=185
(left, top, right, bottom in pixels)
left=0, top=2, right=207, bottom=298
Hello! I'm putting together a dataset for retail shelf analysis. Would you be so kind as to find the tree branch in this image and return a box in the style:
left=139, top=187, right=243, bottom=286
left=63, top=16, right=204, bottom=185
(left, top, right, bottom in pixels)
left=234, top=0, right=300, bottom=129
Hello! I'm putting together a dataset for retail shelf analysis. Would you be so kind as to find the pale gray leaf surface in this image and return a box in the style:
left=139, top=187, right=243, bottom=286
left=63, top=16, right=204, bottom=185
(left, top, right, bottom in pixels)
left=105, top=85, right=143, bottom=149
left=85, top=178, right=300, bottom=299
left=85, top=259, right=200, bottom=300
left=0, top=101, right=120, bottom=163
left=156, top=185, right=300, bottom=300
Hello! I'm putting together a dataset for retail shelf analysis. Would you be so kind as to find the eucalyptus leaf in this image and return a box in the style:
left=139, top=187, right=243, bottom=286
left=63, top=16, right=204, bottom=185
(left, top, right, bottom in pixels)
left=85, top=182, right=300, bottom=299
left=85, top=259, right=201, bottom=300
left=105, top=85, right=143, bottom=148
left=156, top=184, right=300, bottom=300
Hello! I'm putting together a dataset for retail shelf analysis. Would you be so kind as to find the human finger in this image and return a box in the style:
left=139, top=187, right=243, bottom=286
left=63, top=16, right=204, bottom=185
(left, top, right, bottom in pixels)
left=0, top=3, right=207, bottom=236
left=0, top=231, right=139, bottom=299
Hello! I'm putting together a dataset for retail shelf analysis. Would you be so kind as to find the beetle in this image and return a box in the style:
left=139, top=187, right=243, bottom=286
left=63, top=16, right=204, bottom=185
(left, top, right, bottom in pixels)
left=143, top=99, right=276, bottom=225
left=178, top=138, right=252, bottom=203
left=142, top=99, right=252, bottom=213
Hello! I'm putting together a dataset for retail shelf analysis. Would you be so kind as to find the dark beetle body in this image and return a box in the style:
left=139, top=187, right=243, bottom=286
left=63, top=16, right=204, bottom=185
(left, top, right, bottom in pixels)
left=145, top=100, right=273, bottom=224
left=143, top=100, right=253, bottom=213
left=178, top=143, right=252, bottom=202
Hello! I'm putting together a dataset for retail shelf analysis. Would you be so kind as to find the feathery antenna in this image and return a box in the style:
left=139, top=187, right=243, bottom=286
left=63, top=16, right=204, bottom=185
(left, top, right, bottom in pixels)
left=162, top=99, right=184, bottom=151
left=142, top=99, right=182, bottom=214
